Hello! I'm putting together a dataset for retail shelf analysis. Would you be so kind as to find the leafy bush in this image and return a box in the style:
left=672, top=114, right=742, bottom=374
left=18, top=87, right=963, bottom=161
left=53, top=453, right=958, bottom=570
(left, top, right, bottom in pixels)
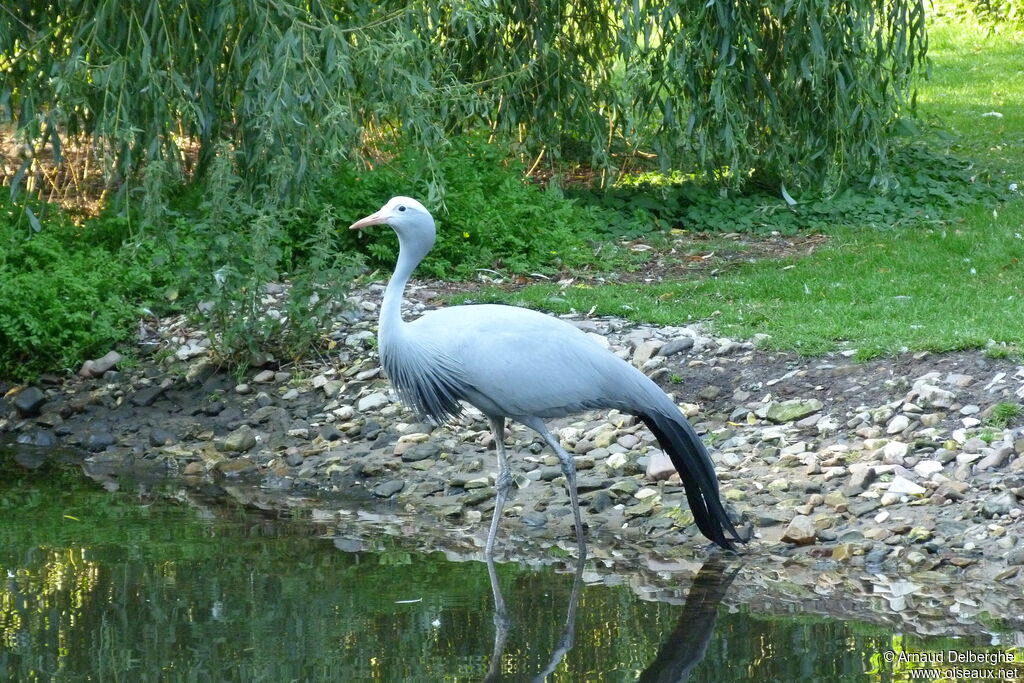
left=0, top=202, right=157, bottom=380
left=570, top=144, right=1001, bottom=237
left=316, top=136, right=607, bottom=278
left=141, top=148, right=362, bottom=369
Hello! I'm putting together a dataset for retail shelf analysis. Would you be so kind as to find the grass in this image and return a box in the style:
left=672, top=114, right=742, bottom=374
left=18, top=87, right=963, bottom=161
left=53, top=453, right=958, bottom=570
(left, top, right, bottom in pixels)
left=455, top=12, right=1024, bottom=359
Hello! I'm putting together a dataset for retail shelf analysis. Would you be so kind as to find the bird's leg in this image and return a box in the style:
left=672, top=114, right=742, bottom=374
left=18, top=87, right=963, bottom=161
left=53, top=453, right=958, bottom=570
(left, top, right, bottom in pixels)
left=526, top=418, right=586, bottom=555
left=485, top=415, right=511, bottom=557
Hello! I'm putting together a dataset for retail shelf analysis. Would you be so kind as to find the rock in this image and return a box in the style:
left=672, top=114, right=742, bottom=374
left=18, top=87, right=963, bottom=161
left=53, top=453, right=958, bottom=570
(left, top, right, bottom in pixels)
left=79, top=350, right=122, bottom=378
left=977, top=444, right=1013, bottom=470
left=832, top=544, right=855, bottom=562
left=848, top=500, right=881, bottom=517
left=658, top=337, right=695, bottom=357
left=887, top=476, right=926, bottom=496
left=910, top=381, right=955, bottom=409
left=131, top=385, right=166, bottom=407
left=357, top=392, right=390, bottom=412
left=372, top=479, right=405, bottom=497
left=645, top=450, right=676, bottom=481
left=912, top=460, right=944, bottom=478
left=85, top=431, right=116, bottom=452
left=886, top=414, right=910, bottom=434
left=253, top=370, right=275, bottom=383
left=962, top=437, right=988, bottom=454
left=882, top=441, right=909, bottom=463
left=844, top=466, right=877, bottom=495
left=402, top=443, right=441, bottom=462
left=982, top=492, right=1016, bottom=518
left=632, top=340, right=664, bottom=366
left=697, top=385, right=722, bottom=401
left=781, top=515, right=817, bottom=545
left=823, top=491, right=848, bottom=510
left=12, top=387, right=46, bottom=417
left=766, top=399, right=823, bottom=423
left=220, top=425, right=257, bottom=453
left=587, top=491, right=614, bottom=513
left=149, top=428, right=177, bottom=447
left=521, top=512, right=548, bottom=528
left=182, top=461, right=205, bottom=476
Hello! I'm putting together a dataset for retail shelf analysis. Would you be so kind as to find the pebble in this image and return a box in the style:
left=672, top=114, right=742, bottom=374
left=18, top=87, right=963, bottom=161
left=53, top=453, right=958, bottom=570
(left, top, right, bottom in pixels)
left=12, top=387, right=46, bottom=417
left=782, top=515, right=817, bottom=545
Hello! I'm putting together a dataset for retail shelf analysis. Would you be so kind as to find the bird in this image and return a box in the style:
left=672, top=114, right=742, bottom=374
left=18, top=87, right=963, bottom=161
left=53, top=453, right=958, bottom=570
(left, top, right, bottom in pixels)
left=349, top=196, right=743, bottom=554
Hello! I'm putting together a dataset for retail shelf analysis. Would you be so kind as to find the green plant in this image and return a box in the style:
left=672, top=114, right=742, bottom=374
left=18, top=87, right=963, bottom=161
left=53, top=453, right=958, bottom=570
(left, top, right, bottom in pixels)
left=318, top=135, right=607, bottom=278
left=0, top=200, right=158, bottom=380
left=4, top=0, right=928, bottom=211
left=143, top=148, right=361, bottom=371
left=984, top=344, right=1021, bottom=360
left=987, top=402, right=1023, bottom=428
left=570, top=143, right=1001, bottom=238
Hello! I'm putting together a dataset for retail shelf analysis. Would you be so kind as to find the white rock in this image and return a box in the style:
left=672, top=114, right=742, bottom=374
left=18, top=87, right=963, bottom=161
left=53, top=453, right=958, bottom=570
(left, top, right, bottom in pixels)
left=887, top=476, right=926, bottom=496
left=886, top=415, right=910, bottom=434
left=882, top=441, right=909, bottom=462
left=356, top=392, right=390, bottom=412
left=912, top=460, right=944, bottom=478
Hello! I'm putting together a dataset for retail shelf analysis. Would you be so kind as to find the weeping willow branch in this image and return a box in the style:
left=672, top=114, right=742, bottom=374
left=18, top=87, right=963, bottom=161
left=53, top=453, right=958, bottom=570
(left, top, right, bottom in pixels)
left=0, top=0, right=929, bottom=207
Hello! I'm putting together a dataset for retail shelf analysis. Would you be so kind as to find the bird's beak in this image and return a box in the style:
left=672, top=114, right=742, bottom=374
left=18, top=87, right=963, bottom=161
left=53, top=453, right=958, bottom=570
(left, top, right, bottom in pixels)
left=349, top=210, right=389, bottom=230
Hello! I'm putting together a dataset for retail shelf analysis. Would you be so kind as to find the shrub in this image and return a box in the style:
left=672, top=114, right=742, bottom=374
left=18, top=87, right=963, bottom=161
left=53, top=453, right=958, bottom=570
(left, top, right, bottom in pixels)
left=0, top=202, right=156, bottom=379
left=316, top=135, right=607, bottom=278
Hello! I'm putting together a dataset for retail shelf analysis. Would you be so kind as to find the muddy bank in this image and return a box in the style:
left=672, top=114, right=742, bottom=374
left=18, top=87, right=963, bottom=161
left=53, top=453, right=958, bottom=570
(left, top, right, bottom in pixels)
left=2, top=281, right=1024, bottom=631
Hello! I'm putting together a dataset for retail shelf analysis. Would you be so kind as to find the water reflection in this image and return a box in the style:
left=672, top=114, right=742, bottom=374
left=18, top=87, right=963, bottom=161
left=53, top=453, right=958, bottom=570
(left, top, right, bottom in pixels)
left=2, top=445, right=1023, bottom=681
left=485, top=550, right=740, bottom=682
left=638, top=562, right=739, bottom=682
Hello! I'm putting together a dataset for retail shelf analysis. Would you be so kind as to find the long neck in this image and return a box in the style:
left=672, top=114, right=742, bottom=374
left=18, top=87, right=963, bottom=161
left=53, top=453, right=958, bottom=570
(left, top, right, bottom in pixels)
left=379, top=231, right=432, bottom=346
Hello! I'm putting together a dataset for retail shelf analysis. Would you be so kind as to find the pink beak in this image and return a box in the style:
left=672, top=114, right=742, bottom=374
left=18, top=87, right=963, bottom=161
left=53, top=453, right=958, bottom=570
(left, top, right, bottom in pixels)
left=349, top=210, right=389, bottom=230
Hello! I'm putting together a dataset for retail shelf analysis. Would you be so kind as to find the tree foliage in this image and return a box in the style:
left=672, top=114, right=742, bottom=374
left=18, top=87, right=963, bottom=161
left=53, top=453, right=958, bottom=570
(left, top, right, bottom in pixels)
left=2, top=0, right=927, bottom=204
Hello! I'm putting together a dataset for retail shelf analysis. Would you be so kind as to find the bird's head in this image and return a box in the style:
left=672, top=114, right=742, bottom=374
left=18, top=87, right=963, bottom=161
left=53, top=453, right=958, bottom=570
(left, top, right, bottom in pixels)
left=349, top=196, right=435, bottom=246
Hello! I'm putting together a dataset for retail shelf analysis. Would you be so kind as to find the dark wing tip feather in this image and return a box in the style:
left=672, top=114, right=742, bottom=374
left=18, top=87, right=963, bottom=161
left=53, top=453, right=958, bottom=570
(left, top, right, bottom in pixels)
left=640, top=412, right=743, bottom=550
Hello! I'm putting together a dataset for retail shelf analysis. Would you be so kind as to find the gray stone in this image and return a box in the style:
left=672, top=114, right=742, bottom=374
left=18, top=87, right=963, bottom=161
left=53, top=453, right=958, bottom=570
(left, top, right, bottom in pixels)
left=12, top=387, right=46, bottom=417
left=357, top=392, right=390, bottom=412
left=977, top=444, right=1013, bottom=470
left=149, top=428, right=177, bottom=447
left=982, top=491, right=1016, bottom=518
left=781, top=515, right=816, bottom=545
left=402, top=443, right=441, bottom=462
left=587, top=491, right=614, bottom=513
left=85, top=431, right=116, bottom=452
left=766, top=399, right=823, bottom=423
left=632, top=340, right=664, bottom=365
left=844, top=466, right=877, bottom=495
left=887, top=475, right=926, bottom=496
left=521, top=512, right=548, bottom=528
left=886, top=414, right=910, bottom=434
left=131, top=385, right=166, bottom=407
left=253, top=370, right=276, bottom=383
left=221, top=425, right=257, bottom=453
left=645, top=449, right=676, bottom=481
left=658, top=337, right=695, bottom=357
left=79, top=350, right=122, bottom=378
left=372, top=479, right=405, bottom=497
left=911, top=382, right=955, bottom=409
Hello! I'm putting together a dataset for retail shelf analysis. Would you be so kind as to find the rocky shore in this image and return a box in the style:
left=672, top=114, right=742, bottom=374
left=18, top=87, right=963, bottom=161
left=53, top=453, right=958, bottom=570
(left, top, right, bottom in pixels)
left=3, top=279, right=1024, bottom=601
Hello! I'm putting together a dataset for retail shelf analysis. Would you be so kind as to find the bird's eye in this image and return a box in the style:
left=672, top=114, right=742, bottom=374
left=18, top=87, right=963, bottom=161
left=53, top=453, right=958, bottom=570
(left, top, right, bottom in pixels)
left=397, top=205, right=406, bottom=212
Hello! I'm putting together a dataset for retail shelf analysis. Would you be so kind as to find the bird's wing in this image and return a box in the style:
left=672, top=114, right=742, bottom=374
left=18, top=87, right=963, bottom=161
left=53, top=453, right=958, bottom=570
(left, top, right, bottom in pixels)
left=408, top=304, right=645, bottom=419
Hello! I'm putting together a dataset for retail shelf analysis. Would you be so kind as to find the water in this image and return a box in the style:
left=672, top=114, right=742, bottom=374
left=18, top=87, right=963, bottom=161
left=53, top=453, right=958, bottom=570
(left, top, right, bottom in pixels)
left=1, top=448, right=1021, bottom=682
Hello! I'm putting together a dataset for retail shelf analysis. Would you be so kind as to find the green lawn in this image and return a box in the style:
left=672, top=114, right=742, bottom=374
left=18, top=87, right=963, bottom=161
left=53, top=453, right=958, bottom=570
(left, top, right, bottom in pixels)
left=460, top=13, right=1024, bottom=359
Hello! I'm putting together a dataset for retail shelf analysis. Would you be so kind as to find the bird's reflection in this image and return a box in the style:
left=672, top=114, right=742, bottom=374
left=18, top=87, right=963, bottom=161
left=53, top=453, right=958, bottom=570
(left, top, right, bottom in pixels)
left=485, top=554, right=739, bottom=681
left=639, top=561, right=741, bottom=682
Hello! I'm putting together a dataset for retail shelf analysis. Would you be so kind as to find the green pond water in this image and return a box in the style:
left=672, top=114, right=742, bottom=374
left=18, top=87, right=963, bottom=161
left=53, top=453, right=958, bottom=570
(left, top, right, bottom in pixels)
left=1, top=448, right=1020, bottom=682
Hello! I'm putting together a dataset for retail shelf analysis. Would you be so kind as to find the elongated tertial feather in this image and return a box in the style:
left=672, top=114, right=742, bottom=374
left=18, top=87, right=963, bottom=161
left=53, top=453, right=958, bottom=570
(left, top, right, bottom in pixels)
left=639, top=410, right=741, bottom=550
